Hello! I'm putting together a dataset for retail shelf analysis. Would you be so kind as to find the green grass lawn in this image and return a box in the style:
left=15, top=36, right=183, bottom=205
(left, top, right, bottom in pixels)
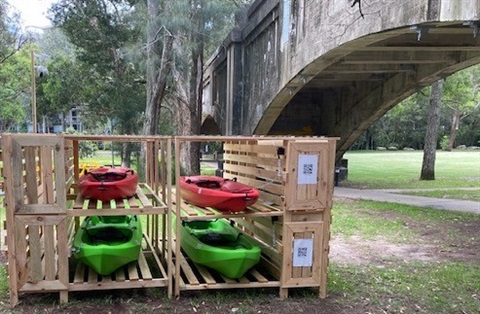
left=329, top=198, right=480, bottom=314
left=79, top=150, right=124, bottom=169
left=401, top=188, right=480, bottom=201
left=342, top=150, right=480, bottom=200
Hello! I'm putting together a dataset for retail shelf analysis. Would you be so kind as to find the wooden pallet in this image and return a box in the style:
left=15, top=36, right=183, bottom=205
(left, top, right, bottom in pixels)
left=172, top=190, right=283, bottom=221
left=173, top=240, right=280, bottom=291
left=69, top=233, right=169, bottom=291
left=68, top=183, right=168, bottom=216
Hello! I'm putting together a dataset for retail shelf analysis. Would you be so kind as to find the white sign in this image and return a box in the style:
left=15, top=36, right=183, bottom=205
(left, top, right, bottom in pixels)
left=297, top=154, right=318, bottom=184
left=292, top=238, right=313, bottom=267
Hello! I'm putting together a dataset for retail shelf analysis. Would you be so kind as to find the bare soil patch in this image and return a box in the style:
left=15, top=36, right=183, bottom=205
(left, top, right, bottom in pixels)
left=331, top=218, right=480, bottom=266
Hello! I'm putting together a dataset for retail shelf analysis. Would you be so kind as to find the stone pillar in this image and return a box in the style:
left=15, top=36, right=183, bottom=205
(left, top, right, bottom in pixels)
left=226, top=28, right=243, bottom=135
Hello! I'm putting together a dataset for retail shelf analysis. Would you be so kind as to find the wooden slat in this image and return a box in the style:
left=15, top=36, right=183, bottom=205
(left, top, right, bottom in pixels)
left=234, top=219, right=273, bottom=246
left=175, top=242, right=199, bottom=285
left=57, top=218, right=69, bottom=290
left=15, top=220, right=28, bottom=286
left=28, top=225, right=43, bottom=283
left=249, top=202, right=281, bottom=213
left=250, top=269, right=269, bottom=283
left=223, top=163, right=283, bottom=183
left=115, top=268, right=126, bottom=282
left=141, top=183, right=167, bottom=208
left=176, top=199, right=200, bottom=217
left=128, top=196, right=139, bottom=208
left=88, top=268, right=98, bottom=283
left=219, top=275, right=237, bottom=284
left=136, top=186, right=152, bottom=208
left=41, top=146, right=54, bottom=205
left=74, top=263, right=85, bottom=284
left=223, top=153, right=281, bottom=169
left=258, top=191, right=283, bottom=207
left=43, top=225, right=56, bottom=281
left=224, top=142, right=282, bottom=156
left=127, top=263, right=139, bottom=281
left=238, top=276, right=250, bottom=284
left=143, top=233, right=168, bottom=279
left=137, top=252, right=153, bottom=280
left=223, top=174, right=284, bottom=196
left=101, top=275, right=113, bottom=283
left=195, top=265, right=216, bottom=285
left=259, top=256, right=281, bottom=280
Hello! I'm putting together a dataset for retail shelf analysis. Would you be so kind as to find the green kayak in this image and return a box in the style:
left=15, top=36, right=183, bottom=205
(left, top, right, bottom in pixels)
left=180, top=219, right=261, bottom=279
left=71, top=215, right=143, bottom=275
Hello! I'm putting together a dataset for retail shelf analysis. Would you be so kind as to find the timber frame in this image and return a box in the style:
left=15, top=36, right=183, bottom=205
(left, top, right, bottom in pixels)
left=173, top=136, right=337, bottom=299
left=1, top=134, right=337, bottom=307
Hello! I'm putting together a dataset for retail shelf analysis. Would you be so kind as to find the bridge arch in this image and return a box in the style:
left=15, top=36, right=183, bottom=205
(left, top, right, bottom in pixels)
left=200, top=115, right=221, bottom=135
left=260, top=22, right=480, bottom=160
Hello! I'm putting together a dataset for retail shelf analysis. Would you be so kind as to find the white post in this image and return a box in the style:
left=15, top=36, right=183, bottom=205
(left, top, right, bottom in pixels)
left=31, top=50, right=37, bottom=133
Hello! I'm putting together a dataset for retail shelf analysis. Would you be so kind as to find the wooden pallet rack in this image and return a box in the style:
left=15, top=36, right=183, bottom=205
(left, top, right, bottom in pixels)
left=173, top=136, right=337, bottom=299
left=1, top=134, right=173, bottom=307
left=1, top=134, right=337, bottom=307
left=69, top=233, right=168, bottom=292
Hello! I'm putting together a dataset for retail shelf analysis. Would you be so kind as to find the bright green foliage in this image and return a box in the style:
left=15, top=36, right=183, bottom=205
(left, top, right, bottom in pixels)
left=357, top=65, right=480, bottom=150
left=49, top=0, right=145, bottom=135
left=36, top=54, right=83, bottom=116
left=0, top=49, right=30, bottom=131
left=343, top=150, right=480, bottom=189
left=50, top=0, right=140, bottom=75
left=0, top=2, right=30, bottom=131
left=443, top=67, right=479, bottom=112
left=0, top=47, right=30, bottom=131
left=442, top=65, right=480, bottom=149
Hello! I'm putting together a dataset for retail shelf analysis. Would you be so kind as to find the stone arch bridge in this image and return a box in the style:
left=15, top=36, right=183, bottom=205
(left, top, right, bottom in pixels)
left=201, top=0, right=480, bottom=162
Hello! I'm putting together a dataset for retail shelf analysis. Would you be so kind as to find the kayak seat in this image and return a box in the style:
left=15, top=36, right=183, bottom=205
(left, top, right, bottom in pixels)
left=220, top=180, right=253, bottom=194
left=90, top=172, right=127, bottom=182
left=84, top=216, right=136, bottom=243
left=196, top=232, right=240, bottom=246
left=100, top=215, right=131, bottom=224
left=194, top=180, right=221, bottom=189
left=86, top=226, right=132, bottom=243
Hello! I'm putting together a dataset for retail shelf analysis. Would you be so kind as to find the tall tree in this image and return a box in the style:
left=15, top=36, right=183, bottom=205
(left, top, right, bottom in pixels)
left=172, top=0, right=205, bottom=175
left=420, top=80, right=443, bottom=180
left=143, top=0, right=173, bottom=136
left=0, top=0, right=31, bottom=131
left=50, top=0, right=145, bottom=165
left=170, top=0, right=251, bottom=174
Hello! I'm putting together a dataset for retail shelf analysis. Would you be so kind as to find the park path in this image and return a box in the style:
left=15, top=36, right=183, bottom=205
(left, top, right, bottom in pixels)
left=334, top=187, right=480, bottom=214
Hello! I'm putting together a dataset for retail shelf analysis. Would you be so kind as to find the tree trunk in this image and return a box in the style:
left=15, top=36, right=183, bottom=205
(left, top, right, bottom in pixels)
left=174, top=0, right=204, bottom=175
left=174, top=75, right=193, bottom=174
left=121, top=142, right=133, bottom=168
left=446, top=110, right=461, bottom=151
left=187, top=30, right=203, bottom=175
left=143, top=34, right=174, bottom=136
left=420, top=80, right=442, bottom=180
left=145, top=0, right=159, bottom=134
left=141, top=0, right=174, bottom=180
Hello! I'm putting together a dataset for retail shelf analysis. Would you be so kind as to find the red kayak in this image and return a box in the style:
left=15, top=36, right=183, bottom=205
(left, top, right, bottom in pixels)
left=179, top=175, right=260, bottom=212
left=79, top=167, right=138, bottom=201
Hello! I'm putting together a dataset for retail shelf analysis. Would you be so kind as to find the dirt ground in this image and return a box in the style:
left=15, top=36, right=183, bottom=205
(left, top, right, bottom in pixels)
left=1, top=201, right=479, bottom=314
